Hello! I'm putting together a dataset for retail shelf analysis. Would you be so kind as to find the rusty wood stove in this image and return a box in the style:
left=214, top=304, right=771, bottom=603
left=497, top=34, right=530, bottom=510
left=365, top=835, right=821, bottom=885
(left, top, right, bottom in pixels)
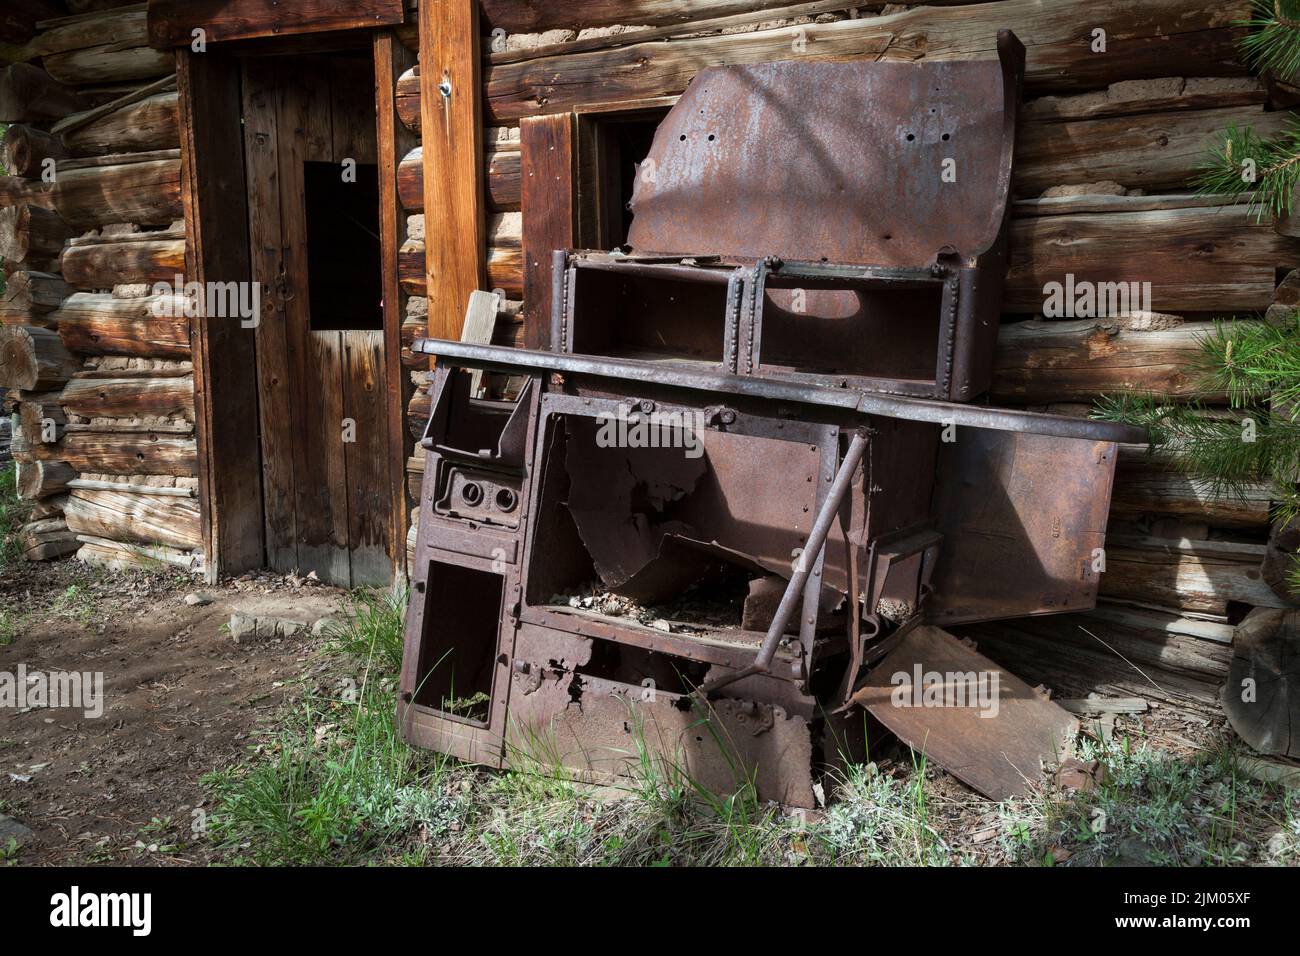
left=399, top=31, right=1145, bottom=805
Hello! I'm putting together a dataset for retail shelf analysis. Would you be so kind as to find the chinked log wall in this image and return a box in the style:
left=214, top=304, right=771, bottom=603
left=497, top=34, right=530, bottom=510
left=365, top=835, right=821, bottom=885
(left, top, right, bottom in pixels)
left=0, top=2, right=198, bottom=571
left=395, top=0, right=1300, bottom=705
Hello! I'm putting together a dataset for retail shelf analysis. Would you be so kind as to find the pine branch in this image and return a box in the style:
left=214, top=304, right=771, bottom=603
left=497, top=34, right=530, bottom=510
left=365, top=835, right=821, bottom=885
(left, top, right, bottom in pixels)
left=1237, top=0, right=1300, bottom=78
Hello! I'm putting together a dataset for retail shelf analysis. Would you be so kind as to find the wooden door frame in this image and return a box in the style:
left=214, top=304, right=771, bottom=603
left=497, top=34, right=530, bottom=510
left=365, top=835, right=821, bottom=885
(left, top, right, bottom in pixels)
left=177, top=32, right=410, bottom=585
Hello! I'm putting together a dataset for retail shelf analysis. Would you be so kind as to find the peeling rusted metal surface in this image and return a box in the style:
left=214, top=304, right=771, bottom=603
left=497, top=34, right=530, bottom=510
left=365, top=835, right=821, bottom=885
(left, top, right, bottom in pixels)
left=399, top=31, right=1143, bottom=807
left=849, top=625, right=1080, bottom=801
left=627, top=36, right=1024, bottom=269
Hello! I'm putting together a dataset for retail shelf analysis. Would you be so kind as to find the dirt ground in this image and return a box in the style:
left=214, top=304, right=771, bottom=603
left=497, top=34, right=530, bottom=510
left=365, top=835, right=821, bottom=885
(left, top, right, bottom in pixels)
left=0, top=558, right=345, bottom=866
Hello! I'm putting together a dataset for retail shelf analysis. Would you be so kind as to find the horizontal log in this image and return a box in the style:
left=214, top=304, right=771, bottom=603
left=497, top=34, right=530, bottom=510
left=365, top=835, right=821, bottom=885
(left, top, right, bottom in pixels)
left=61, top=90, right=180, bottom=157
left=991, top=318, right=1225, bottom=403
left=958, top=604, right=1230, bottom=713
left=396, top=66, right=420, bottom=134
left=2, top=124, right=68, bottom=178
left=60, top=374, right=194, bottom=421
left=0, top=325, right=79, bottom=391
left=51, top=157, right=183, bottom=229
left=25, top=431, right=196, bottom=476
left=1005, top=202, right=1293, bottom=313
left=20, top=517, right=79, bottom=561
left=0, top=271, right=70, bottom=318
left=60, top=231, right=186, bottom=289
left=397, top=236, right=522, bottom=296
left=1015, top=105, right=1293, bottom=197
left=480, top=0, right=808, bottom=33
left=0, top=175, right=53, bottom=211
left=1101, top=534, right=1287, bottom=616
left=15, top=459, right=76, bottom=499
left=0, top=204, right=73, bottom=263
left=64, top=486, right=201, bottom=549
left=18, top=397, right=67, bottom=443
left=1110, top=446, right=1273, bottom=531
left=74, top=536, right=202, bottom=573
left=0, top=63, right=89, bottom=122
left=1023, top=76, right=1267, bottom=123
left=483, top=0, right=1249, bottom=122
left=67, top=478, right=193, bottom=496
left=146, top=0, right=406, bottom=48
left=0, top=1, right=62, bottom=47
left=52, top=292, right=191, bottom=357
left=43, top=41, right=172, bottom=87
left=399, top=145, right=520, bottom=212
left=29, top=5, right=154, bottom=58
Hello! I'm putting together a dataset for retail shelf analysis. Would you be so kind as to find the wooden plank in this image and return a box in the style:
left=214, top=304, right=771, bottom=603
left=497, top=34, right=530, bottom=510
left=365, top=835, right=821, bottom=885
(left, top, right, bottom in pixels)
left=342, top=330, right=393, bottom=586
left=242, top=57, right=297, bottom=573
left=276, top=57, right=349, bottom=585
left=483, top=0, right=1250, bottom=122
left=26, top=431, right=196, bottom=476
left=480, top=0, right=810, bottom=33
left=520, top=113, right=577, bottom=351
left=992, top=319, right=1228, bottom=403
left=1005, top=204, right=1294, bottom=313
left=375, top=29, right=418, bottom=584
left=420, top=0, right=485, bottom=341
left=1022, top=76, right=1266, bottom=123
left=146, top=0, right=405, bottom=49
left=177, top=48, right=264, bottom=581
left=1015, top=105, right=1293, bottom=196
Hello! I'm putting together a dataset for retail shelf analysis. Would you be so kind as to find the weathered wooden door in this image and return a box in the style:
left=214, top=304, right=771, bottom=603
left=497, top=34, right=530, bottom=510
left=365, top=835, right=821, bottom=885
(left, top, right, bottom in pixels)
left=241, top=53, right=394, bottom=587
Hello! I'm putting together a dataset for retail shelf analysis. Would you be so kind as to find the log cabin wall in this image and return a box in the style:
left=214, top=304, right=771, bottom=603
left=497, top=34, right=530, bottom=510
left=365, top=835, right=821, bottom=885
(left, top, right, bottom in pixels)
left=1, top=1, right=199, bottom=571
left=398, top=0, right=1300, bottom=710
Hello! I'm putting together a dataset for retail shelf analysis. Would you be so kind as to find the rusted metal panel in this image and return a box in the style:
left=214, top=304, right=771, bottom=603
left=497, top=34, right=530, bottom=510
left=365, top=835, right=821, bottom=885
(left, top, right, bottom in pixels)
left=399, top=32, right=1145, bottom=807
left=850, top=625, right=1079, bottom=800
left=627, top=35, right=1024, bottom=268
left=926, top=431, right=1118, bottom=625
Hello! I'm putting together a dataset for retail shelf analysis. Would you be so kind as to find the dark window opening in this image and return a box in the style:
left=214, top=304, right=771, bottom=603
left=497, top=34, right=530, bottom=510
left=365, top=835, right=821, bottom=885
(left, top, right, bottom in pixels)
left=579, top=111, right=666, bottom=250
left=303, top=159, right=383, bottom=331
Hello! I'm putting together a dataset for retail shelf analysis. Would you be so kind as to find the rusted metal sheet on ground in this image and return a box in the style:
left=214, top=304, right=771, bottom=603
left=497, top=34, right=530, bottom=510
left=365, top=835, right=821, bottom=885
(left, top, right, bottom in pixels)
left=850, top=625, right=1080, bottom=800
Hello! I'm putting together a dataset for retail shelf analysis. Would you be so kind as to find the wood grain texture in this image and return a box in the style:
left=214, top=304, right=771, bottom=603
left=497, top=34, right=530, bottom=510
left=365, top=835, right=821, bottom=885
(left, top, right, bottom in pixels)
left=375, top=29, right=418, bottom=583
left=53, top=293, right=191, bottom=357
left=147, top=0, right=405, bottom=49
left=60, top=230, right=186, bottom=290
left=177, top=47, right=264, bottom=579
left=420, top=0, right=485, bottom=341
left=241, top=56, right=297, bottom=573
left=520, top=113, right=576, bottom=350
left=482, top=0, right=1249, bottom=122
left=992, top=319, right=1229, bottom=403
left=60, top=374, right=194, bottom=420
left=1005, top=203, right=1295, bottom=313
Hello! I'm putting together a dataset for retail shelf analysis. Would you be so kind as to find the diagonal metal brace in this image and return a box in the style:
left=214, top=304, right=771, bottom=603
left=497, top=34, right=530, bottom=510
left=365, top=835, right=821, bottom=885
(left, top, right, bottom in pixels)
left=694, top=428, right=871, bottom=699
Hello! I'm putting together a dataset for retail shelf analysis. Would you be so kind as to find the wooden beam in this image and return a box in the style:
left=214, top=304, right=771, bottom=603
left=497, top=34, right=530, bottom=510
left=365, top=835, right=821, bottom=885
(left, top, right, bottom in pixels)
left=176, top=47, right=264, bottom=582
left=375, top=28, right=418, bottom=584
left=420, top=0, right=485, bottom=342
left=520, top=113, right=577, bottom=351
left=146, top=0, right=405, bottom=48
left=1005, top=202, right=1295, bottom=313
left=482, top=0, right=1250, bottom=122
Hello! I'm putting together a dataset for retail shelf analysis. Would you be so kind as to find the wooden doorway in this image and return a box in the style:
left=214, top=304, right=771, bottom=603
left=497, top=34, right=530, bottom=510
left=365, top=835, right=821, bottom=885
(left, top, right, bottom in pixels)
left=240, top=50, right=394, bottom=587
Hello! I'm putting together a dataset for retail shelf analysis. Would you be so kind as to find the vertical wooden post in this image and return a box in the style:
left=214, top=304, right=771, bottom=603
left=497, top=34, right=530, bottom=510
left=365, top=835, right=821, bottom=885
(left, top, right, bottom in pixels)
left=419, top=0, right=485, bottom=342
left=176, top=48, right=264, bottom=582
left=520, top=112, right=578, bottom=351
left=375, top=28, right=418, bottom=585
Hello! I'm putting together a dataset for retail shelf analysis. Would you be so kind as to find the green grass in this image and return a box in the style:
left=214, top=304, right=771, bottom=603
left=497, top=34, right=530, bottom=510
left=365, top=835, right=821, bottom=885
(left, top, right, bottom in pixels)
left=0, top=462, right=32, bottom=573
left=201, top=587, right=1298, bottom=867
